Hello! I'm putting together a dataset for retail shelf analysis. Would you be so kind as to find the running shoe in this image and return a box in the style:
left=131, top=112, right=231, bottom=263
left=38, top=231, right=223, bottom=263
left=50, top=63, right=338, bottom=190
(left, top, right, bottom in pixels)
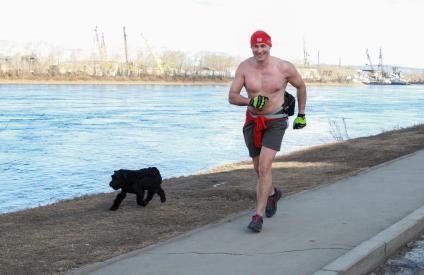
left=247, top=214, right=263, bottom=232
left=265, top=188, right=282, bottom=218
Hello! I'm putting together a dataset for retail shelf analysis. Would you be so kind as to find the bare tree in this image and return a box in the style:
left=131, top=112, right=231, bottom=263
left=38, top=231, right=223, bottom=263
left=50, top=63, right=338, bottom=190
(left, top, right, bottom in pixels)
left=160, top=50, right=187, bottom=76
left=198, top=53, right=239, bottom=78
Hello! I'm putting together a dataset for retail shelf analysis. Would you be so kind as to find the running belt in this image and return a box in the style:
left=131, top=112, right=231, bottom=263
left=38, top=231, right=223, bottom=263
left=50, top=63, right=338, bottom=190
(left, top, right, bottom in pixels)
left=248, top=107, right=288, bottom=119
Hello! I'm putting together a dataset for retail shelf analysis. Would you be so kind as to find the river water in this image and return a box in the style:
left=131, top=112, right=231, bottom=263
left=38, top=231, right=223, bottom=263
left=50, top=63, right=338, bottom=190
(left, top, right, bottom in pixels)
left=0, top=84, right=423, bottom=213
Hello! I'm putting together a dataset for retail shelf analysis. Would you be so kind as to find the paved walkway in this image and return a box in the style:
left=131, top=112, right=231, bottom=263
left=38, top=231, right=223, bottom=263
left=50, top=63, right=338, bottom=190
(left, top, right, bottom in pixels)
left=69, top=150, right=424, bottom=275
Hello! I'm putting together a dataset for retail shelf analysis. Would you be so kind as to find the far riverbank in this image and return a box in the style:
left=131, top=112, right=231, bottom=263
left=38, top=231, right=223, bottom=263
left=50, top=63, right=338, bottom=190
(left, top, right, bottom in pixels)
left=0, top=78, right=366, bottom=87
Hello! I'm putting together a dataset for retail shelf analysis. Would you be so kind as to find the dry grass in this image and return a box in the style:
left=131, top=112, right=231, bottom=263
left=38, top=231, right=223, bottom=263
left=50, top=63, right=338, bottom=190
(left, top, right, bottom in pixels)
left=0, top=124, right=423, bottom=275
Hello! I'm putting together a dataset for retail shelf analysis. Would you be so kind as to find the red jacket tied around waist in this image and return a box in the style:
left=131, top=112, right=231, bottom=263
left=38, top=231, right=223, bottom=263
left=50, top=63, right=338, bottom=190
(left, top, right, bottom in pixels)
left=244, top=110, right=274, bottom=148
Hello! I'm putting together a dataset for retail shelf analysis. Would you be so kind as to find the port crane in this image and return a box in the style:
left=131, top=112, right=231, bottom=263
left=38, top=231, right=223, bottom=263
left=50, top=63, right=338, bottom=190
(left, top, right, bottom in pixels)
left=365, top=49, right=374, bottom=72
left=94, top=26, right=107, bottom=62
left=93, top=26, right=108, bottom=75
left=362, top=48, right=392, bottom=84
left=140, top=33, right=165, bottom=75
left=101, top=33, right=107, bottom=61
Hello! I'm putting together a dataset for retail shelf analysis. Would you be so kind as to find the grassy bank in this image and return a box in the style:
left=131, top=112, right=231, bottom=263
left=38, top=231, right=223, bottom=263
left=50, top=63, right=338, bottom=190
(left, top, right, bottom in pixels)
left=0, top=125, right=423, bottom=274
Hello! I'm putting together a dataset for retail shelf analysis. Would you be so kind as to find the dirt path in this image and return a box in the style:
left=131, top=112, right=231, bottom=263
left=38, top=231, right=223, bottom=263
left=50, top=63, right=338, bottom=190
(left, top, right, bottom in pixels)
left=1, top=125, right=423, bottom=275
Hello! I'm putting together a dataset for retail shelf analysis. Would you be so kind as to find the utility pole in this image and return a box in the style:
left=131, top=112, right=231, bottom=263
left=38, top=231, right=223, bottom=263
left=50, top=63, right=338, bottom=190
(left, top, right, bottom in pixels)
left=303, top=39, right=309, bottom=67
left=317, top=50, right=320, bottom=67
left=123, top=26, right=129, bottom=66
left=122, top=26, right=130, bottom=76
left=94, top=26, right=104, bottom=75
left=378, top=47, right=384, bottom=74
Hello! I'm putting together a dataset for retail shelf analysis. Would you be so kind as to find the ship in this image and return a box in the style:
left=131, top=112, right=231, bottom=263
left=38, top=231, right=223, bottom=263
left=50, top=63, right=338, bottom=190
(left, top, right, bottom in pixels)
left=389, top=78, right=408, bottom=85
left=362, top=48, right=409, bottom=85
left=389, top=67, right=409, bottom=85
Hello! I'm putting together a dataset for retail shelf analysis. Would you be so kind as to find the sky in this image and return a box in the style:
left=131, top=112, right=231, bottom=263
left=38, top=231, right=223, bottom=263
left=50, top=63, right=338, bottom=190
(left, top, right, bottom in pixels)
left=0, top=0, right=423, bottom=68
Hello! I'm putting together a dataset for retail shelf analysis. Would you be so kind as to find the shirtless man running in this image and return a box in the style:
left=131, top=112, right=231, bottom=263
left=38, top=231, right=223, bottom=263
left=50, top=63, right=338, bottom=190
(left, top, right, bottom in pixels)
left=228, top=30, right=307, bottom=232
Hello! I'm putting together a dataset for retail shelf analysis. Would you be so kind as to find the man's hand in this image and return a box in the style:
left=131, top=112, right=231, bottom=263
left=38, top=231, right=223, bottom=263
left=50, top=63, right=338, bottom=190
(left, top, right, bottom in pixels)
left=250, top=95, right=269, bottom=110
left=293, top=114, right=306, bottom=129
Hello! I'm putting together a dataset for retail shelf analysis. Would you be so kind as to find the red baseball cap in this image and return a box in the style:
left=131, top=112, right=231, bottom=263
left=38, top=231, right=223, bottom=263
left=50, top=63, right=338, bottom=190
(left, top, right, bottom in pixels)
left=250, top=30, right=272, bottom=47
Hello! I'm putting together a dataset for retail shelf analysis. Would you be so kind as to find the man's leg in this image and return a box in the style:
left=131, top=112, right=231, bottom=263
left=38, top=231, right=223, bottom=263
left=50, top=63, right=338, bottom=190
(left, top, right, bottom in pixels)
left=252, top=153, right=275, bottom=201
left=252, top=155, right=259, bottom=176
left=248, top=147, right=277, bottom=232
left=252, top=156, right=262, bottom=211
left=255, top=146, right=277, bottom=216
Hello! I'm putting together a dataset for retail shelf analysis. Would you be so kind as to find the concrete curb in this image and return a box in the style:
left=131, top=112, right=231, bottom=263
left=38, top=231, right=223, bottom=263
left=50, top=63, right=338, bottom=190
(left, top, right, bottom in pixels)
left=313, top=205, right=424, bottom=275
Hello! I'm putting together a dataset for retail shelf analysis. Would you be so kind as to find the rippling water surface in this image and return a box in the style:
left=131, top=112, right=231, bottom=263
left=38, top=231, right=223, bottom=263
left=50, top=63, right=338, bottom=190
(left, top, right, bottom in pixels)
left=1, top=84, right=423, bottom=213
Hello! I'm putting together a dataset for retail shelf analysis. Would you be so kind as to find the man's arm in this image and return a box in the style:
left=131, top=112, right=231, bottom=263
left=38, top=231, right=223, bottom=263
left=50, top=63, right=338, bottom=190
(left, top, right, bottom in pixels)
left=228, top=64, right=250, bottom=106
left=286, top=63, right=306, bottom=114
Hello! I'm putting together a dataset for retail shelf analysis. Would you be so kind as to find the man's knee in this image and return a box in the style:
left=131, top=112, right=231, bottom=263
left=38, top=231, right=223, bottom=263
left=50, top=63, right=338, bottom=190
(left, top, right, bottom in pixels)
left=258, top=147, right=276, bottom=177
left=258, top=163, right=271, bottom=178
left=254, top=167, right=259, bottom=176
left=252, top=157, right=260, bottom=176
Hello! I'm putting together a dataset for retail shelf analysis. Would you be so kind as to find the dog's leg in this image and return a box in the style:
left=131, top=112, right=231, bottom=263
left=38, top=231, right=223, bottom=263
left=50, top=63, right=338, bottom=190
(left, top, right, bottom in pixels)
left=157, top=187, right=166, bottom=203
left=110, top=192, right=127, bottom=211
left=142, top=190, right=156, bottom=206
left=136, top=190, right=147, bottom=207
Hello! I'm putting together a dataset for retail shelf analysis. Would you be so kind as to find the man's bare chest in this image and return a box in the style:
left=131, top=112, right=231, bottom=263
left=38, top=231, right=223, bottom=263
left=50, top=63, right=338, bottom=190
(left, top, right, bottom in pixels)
left=244, top=69, right=286, bottom=94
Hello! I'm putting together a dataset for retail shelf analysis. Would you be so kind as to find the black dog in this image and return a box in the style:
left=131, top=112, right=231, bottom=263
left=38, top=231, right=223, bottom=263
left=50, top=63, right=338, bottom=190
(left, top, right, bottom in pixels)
left=109, top=167, right=166, bottom=211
